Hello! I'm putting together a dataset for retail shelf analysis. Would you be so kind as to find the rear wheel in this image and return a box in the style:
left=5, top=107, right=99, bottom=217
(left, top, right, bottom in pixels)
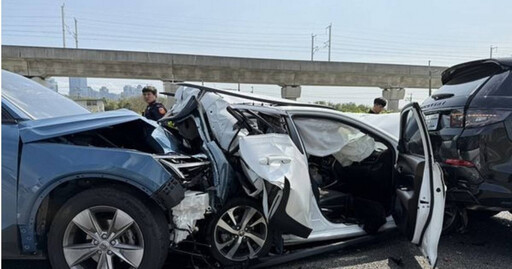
left=206, top=197, right=273, bottom=266
left=47, top=187, right=169, bottom=269
left=442, top=203, right=464, bottom=235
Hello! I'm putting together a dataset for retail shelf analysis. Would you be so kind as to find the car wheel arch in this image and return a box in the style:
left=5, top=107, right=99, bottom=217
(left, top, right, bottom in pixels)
left=30, top=174, right=169, bottom=253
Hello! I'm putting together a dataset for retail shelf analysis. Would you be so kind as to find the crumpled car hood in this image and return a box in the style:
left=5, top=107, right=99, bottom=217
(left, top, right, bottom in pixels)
left=19, top=109, right=157, bottom=143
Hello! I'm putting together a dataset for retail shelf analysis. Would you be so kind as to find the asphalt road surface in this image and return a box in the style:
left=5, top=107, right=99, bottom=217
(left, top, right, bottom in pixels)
left=4, top=212, right=512, bottom=269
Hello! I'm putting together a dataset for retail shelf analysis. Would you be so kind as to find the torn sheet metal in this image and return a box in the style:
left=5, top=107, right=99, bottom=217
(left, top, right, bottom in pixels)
left=170, top=86, right=200, bottom=115
left=199, top=92, right=247, bottom=152
left=151, top=126, right=181, bottom=154
left=239, top=134, right=313, bottom=230
left=171, top=191, right=209, bottom=244
left=294, top=118, right=375, bottom=166
left=172, top=85, right=248, bottom=152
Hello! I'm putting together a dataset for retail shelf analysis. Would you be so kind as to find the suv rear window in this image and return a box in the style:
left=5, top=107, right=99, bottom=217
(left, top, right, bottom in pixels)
left=437, top=62, right=504, bottom=97
left=476, top=70, right=512, bottom=97
left=435, top=76, right=489, bottom=97
left=470, top=70, right=512, bottom=109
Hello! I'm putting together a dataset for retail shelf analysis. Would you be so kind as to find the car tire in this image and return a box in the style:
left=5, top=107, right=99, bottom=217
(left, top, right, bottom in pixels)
left=47, top=187, right=169, bottom=269
left=206, top=197, right=274, bottom=266
left=442, top=203, right=463, bottom=235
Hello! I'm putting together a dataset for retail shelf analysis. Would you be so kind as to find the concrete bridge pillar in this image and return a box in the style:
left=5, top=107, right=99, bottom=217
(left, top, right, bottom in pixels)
left=281, top=85, right=301, bottom=100
left=30, top=76, right=50, bottom=88
left=162, top=81, right=181, bottom=108
left=382, top=87, right=405, bottom=112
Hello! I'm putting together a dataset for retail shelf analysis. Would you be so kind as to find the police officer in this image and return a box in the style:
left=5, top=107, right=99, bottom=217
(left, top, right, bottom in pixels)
left=142, top=86, right=167, bottom=121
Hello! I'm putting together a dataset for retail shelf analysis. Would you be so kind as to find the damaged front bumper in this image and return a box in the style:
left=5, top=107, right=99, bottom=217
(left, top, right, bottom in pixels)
left=152, top=177, right=186, bottom=209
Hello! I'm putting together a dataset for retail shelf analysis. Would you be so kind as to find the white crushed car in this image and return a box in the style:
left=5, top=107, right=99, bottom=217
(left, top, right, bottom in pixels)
left=160, top=84, right=445, bottom=267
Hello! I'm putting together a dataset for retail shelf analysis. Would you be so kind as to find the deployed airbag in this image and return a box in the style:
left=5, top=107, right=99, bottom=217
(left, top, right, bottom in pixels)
left=294, top=118, right=375, bottom=166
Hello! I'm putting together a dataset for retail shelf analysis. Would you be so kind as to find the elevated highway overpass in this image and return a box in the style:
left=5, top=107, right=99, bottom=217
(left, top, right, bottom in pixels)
left=1, top=45, right=448, bottom=109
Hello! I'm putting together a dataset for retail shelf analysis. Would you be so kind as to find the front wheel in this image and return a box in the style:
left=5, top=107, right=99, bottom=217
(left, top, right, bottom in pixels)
left=47, top=187, right=169, bottom=269
left=206, top=197, right=274, bottom=266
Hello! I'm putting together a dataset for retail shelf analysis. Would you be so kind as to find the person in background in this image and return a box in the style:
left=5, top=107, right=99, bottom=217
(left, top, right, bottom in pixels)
left=368, top=97, right=387, bottom=114
left=142, top=86, right=167, bottom=121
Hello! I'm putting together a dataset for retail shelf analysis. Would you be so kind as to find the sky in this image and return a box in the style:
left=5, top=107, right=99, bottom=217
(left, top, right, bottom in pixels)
left=2, top=0, right=512, bottom=106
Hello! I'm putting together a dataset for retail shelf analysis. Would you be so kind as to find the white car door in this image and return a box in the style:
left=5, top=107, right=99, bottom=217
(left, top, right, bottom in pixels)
left=393, top=102, right=446, bottom=267
left=238, top=133, right=314, bottom=239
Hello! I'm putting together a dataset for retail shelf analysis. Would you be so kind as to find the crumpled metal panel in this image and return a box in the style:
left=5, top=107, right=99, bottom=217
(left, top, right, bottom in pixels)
left=239, top=134, right=313, bottom=230
left=171, top=191, right=209, bottom=243
left=18, top=109, right=154, bottom=143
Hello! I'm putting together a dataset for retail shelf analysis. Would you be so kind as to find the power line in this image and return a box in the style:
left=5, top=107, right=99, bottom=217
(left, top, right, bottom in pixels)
left=5, top=30, right=508, bottom=62
left=4, top=11, right=510, bottom=52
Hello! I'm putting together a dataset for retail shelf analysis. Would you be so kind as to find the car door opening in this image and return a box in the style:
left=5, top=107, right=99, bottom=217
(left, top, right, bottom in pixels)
left=293, top=117, right=395, bottom=233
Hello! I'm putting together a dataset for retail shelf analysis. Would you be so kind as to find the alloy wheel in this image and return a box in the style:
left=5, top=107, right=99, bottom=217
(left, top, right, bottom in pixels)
left=62, top=206, right=144, bottom=269
left=213, top=205, right=268, bottom=262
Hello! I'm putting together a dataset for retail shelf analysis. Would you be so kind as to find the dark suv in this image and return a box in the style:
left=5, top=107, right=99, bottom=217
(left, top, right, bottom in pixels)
left=422, top=58, right=512, bottom=232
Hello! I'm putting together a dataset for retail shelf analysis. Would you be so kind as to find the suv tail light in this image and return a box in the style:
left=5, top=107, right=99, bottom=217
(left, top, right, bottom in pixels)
left=450, top=109, right=510, bottom=128
left=449, top=111, right=464, bottom=128
left=465, top=109, right=511, bottom=128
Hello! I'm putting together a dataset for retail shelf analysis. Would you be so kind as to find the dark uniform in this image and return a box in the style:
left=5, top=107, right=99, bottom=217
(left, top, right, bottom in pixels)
left=144, top=101, right=167, bottom=121
left=368, top=109, right=377, bottom=114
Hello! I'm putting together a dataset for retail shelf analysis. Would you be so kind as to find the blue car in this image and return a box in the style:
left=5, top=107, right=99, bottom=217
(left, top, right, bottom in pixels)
left=2, top=70, right=445, bottom=268
left=1, top=70, right=191, bottom=268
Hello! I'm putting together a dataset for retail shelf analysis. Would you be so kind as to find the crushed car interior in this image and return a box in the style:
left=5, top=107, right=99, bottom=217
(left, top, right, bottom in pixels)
left=294, top=117, right=395, bottom=229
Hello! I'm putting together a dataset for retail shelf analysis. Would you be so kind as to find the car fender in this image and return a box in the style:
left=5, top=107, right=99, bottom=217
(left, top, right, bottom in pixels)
left=17, top=142, right=178, bottom=253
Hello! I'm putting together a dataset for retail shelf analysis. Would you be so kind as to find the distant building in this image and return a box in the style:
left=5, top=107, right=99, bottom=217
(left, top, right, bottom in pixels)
left=99, top=86, right=109, bottom=95
left=121, top=84, right=143, bottom=98
left=67, top=79, right=150, bottom=100
left=69, top=77, right=88, bottom=97
left=73, top=98, right=105, bottom=112
left=85, top=86, right=98, bottom=98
